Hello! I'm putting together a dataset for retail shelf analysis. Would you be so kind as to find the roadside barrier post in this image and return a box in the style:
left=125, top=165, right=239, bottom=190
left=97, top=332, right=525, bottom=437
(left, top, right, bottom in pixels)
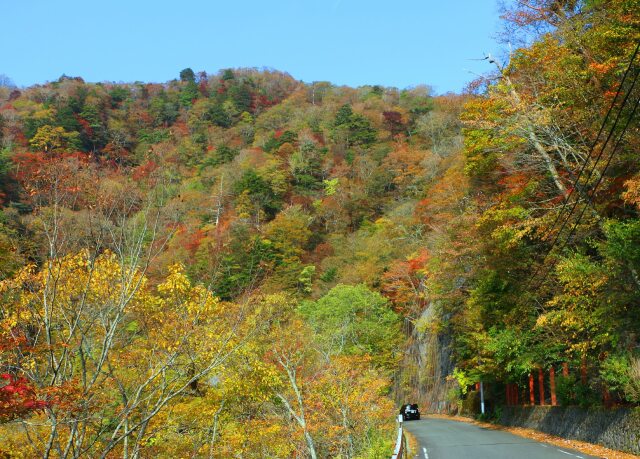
left=391, top=414, right=406, bottom=459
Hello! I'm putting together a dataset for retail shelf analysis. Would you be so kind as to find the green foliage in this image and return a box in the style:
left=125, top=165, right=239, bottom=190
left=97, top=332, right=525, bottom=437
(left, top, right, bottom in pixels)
left=485, top=328, right=536, bottom=379
left=322, top=178, right=339, bottom=196
left=264, top=130, right=297, bottom=152
left=600, top=354, right=640, bottom=403
left=555, top=374, right=577, bottom=406
left=353, top=434, right=394, bottom=459
left=233, top=169, right=282, bottom=218
left=79, top=104, right=107, bottom=149
left=400, top=87, right=433, bottom=117
left=319, top=267, right=337, bottom=283
left=297, top=265, right=316, bottom=295
left=334, top=104, right=354, bottom=127
left=212, top=224, right=275, bottom=300
left=600, top=354, right=633, bottom=394
left=555, top=375, right=600, bottom=408
left=179, top=81, right=199, bottom=107
left=54, top=102, right=83, bottom=138
left=467, top=270, right=511, bottom=323
left=221, top=68, right=235, bottom=81
left=149, top=92, right=179, bottom=126
left=290, top=141, right=323, bottom=190
left=628, top=358, right=640, bottom=403
left=298, top=284, right=401, bottom=369
left=179, top=68, right=196, bottom=83
left=602, top=219, right=640, bottom=271
left=333, top=104, right=377, bottom=146
left=462, top=128, right=502, bottom=179
left=138, top=128, right=171, bottom=144
left=205, top=103, right=232, bottom=128
left=203, top=144, right=238, bottom=167
left=452, top=368, right=475, bottom=395
left=228, top=83, right=253, bottom=113
left=0, top=222, right=23, bottom=279
left=108, top=86, right=130, bottom=106
left=0, top=148, right=11, bottom=186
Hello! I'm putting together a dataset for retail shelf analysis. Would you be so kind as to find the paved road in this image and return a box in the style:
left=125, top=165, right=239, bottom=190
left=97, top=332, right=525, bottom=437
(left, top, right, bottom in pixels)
left=403, top=417, right=600, bottom=459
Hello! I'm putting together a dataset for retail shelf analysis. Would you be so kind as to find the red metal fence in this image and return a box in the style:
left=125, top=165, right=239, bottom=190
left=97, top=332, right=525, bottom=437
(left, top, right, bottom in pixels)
left=503, top=360, right=614, bottom=407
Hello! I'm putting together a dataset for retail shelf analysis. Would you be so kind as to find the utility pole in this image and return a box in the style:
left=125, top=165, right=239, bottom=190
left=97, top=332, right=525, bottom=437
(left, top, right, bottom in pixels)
left=478, top=356, right=486, bottom=415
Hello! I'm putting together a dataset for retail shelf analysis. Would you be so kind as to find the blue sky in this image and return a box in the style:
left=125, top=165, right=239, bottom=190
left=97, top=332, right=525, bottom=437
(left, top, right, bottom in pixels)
left=1, top=0, right=505, bottom=93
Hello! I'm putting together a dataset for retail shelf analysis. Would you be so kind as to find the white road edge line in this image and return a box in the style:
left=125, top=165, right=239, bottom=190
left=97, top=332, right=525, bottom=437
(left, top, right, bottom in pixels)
left=423, top=446, right=429, bottom=459
left=557, top=449, right=583, bottom=458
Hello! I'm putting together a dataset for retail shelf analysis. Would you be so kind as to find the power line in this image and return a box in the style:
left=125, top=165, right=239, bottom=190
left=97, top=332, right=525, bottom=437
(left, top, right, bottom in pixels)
left=538, top=62, right=640, bottom=252
left=524, top=42, right=640, bottom=290
left=531, top=78, right=640, bottom=290
left=538, top=41, right=640, bottom=243
left=529, top=66, right=640, bottom=291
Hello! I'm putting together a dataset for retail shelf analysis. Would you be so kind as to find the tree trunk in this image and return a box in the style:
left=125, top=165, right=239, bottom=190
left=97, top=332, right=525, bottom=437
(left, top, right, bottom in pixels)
left=503, top=74, right=569, bottom=198
left=550, top=367, right=557, bottom=406
left=528, top=373, right=535, bottom=405
left=538, top=368, right=545, bottom=405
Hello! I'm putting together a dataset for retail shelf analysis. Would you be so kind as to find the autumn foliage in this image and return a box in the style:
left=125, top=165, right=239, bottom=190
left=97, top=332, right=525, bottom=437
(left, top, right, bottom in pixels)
left=0, top=4, right=638, bottom=454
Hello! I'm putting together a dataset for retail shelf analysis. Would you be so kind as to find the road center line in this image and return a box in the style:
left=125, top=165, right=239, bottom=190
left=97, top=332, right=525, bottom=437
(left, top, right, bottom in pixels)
left=423, top=446, right=429, bottom=459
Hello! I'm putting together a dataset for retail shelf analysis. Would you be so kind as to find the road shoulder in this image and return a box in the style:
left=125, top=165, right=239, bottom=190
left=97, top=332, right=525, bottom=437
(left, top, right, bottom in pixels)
left=404, top=427, right=420, bottom=458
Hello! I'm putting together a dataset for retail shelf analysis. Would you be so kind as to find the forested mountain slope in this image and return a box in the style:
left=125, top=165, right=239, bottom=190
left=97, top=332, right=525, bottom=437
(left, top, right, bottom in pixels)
left=0, top=0, right=639, bottom=457
left=401, top=0, right=640, bottom=413
left=0, top=62, right=464, bottom=456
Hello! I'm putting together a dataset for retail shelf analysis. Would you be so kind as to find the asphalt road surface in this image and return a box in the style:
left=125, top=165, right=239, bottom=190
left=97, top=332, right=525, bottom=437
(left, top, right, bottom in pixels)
left=403, top=417, right=601, bottom=459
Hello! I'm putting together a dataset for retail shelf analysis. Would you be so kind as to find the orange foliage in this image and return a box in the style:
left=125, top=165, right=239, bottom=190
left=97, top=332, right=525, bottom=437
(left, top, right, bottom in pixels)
left=132, top=159, right=158, bottom=181
left=382, top=249, right=430, bottom=314
left=383, top=142, right=428, bottom=191
left=415, top=156, right=467, bottom=227
left=622, top=175, right=640, bottom=210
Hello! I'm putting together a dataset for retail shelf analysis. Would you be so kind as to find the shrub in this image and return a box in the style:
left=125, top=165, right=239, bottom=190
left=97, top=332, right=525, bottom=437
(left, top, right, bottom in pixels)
left=601, top=354, right=640, bottom=403
left=628, top=358, right=640, bottom=403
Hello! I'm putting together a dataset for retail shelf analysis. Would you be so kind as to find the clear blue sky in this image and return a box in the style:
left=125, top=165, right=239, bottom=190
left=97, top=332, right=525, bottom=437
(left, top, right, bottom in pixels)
left=1, top=0, right=505, bottom=94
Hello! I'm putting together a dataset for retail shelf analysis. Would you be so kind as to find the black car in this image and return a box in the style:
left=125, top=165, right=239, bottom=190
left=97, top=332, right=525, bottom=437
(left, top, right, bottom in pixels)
left=400, top=403, right=420, bottom=421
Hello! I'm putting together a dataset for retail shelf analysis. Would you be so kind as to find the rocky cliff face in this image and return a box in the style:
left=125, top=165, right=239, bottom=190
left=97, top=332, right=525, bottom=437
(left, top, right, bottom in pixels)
left=396, top=302, right=455, bottom=412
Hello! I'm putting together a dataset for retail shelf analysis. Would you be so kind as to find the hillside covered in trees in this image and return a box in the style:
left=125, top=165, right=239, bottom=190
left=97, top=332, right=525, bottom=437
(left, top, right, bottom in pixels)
left=0, top=0, right=639, bottom=457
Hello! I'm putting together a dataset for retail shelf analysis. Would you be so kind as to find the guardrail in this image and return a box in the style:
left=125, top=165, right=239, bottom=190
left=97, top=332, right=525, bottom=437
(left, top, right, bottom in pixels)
left=391, top=414, right=407, bottom=459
